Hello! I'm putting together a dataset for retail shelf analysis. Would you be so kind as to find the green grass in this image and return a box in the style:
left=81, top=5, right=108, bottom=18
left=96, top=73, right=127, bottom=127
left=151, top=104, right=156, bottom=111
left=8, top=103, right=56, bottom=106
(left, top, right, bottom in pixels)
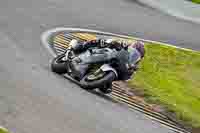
left=191, top=0, right=200, bottom=4
left=0, top=127, right=9, bottom=133
left=128, top=43, right=200, bottom=127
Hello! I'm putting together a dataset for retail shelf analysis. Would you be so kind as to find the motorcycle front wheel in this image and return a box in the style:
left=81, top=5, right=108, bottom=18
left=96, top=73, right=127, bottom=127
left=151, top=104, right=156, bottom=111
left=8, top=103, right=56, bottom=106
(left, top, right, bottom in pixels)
left=80, top=70, right=116, bottom=90
left=51, top=54, right=68, bottom=74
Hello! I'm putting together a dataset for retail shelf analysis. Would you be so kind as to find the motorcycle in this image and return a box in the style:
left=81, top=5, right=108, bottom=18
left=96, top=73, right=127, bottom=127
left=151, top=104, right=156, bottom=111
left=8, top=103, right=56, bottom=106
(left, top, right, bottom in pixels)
left=51, top=39, right=139, bottom=94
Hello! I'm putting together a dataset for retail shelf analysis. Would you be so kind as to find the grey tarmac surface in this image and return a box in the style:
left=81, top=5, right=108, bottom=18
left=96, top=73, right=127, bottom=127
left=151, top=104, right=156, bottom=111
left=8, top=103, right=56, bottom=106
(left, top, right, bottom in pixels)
left=0, top=0, right=199, bottom=133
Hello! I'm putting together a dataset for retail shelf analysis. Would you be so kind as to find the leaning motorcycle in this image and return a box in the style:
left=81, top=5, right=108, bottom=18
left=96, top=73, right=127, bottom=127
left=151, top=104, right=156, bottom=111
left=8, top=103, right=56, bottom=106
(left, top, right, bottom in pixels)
left=51, top=39, right=138, bottom=94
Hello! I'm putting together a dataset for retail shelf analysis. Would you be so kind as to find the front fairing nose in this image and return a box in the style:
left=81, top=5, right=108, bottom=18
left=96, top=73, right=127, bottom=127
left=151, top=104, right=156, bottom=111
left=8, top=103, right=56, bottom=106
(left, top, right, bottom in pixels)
left=128, top=48, right=141, bottom=65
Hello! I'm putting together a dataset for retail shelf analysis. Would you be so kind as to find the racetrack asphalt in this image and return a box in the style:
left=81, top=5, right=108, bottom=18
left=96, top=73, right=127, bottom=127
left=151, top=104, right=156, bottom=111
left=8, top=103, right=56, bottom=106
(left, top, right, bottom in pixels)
left=0, top=0, right=199, bottom=133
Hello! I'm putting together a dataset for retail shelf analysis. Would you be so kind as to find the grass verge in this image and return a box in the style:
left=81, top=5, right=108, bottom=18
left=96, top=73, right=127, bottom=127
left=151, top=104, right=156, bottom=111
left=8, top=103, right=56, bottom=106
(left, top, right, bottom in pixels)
left=128, top=42, right=200, bottom=128
left=191, top=0, right=200, bottom=4
left=0, top=127, right=9, bottom=133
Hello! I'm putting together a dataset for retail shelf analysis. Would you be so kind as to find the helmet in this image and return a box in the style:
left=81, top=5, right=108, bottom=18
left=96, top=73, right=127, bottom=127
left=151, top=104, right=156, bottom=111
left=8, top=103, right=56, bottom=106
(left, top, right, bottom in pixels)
left=70, top=39, right=83, bottom=53
left=70, top=39, right=79, bottom=49
left=132, top=41, right=145, bottom=58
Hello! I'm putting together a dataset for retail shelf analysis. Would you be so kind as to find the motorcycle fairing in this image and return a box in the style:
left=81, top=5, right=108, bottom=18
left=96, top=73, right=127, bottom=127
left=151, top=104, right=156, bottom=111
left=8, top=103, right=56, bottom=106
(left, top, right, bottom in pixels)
left=100, top=64, right=118, bottom=78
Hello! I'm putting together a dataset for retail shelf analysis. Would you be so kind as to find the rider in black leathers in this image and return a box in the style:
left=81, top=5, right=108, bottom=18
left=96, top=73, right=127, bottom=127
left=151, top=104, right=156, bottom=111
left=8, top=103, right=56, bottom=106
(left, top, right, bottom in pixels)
left=70, top=39, right=145, bottom=80
left=71, top=39, right=128, bottom=53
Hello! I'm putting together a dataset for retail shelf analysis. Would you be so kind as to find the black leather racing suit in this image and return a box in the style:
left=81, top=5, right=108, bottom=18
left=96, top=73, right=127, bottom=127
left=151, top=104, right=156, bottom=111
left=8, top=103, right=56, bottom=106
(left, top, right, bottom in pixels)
left=71, top=39, right=137, bottom=80
left=72, top=39, right=127, bottom=53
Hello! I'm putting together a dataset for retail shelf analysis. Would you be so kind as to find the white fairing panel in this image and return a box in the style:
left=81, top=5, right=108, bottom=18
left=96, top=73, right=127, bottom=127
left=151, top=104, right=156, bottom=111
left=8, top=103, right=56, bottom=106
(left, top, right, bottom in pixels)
left=100, top=64, right=118, bottom=78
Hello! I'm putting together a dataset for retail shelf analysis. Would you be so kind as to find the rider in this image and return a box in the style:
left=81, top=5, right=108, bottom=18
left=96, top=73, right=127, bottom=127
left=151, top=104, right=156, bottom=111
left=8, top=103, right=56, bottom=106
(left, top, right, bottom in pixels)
left=70, top=38, right=145, bottom=80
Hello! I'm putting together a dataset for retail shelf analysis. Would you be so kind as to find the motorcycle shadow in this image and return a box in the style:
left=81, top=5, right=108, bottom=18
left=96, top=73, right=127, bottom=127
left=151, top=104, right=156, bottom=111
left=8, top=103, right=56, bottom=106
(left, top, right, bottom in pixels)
left=63, top=74, right=118, bottom=103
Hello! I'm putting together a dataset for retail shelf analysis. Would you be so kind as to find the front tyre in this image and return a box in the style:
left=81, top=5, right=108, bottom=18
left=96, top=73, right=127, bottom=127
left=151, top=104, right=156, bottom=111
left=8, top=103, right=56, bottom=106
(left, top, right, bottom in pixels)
left=80, top=71, right=116, bottom=90
left=51, top=54, right=68, bottom=74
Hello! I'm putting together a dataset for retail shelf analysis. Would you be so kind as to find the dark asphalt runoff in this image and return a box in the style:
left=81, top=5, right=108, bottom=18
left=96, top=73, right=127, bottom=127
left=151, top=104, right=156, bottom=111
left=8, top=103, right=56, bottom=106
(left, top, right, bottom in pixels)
left=0, top=0, right=199, bottom=133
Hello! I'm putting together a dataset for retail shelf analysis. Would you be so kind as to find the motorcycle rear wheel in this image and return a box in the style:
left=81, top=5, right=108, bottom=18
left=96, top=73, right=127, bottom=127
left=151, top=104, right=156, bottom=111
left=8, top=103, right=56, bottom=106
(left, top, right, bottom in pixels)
left=51, top=54, right=68, bottom=74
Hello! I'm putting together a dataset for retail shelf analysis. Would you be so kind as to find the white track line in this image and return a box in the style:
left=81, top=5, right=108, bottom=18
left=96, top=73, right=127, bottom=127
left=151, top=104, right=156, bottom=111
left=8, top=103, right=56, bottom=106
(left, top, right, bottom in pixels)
left=41, top=27, right=197, bottom=58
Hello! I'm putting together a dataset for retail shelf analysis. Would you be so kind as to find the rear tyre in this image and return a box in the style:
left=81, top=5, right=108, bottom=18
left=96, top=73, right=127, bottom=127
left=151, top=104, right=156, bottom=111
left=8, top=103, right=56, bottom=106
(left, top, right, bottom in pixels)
left=51, top=54, right=68, bottom=74
left=80, top=71, right=116, bottom=90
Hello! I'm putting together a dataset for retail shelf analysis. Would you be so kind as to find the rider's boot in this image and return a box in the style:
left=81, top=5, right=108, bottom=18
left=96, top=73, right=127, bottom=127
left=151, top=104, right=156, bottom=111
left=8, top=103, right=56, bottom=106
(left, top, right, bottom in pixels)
left=99, top=83, right=112, bottom=94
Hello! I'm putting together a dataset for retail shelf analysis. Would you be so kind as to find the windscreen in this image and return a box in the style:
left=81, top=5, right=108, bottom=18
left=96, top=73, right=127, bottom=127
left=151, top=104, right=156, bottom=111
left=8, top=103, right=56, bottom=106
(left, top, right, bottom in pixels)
left=128, top=47, right=141, bottom=65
